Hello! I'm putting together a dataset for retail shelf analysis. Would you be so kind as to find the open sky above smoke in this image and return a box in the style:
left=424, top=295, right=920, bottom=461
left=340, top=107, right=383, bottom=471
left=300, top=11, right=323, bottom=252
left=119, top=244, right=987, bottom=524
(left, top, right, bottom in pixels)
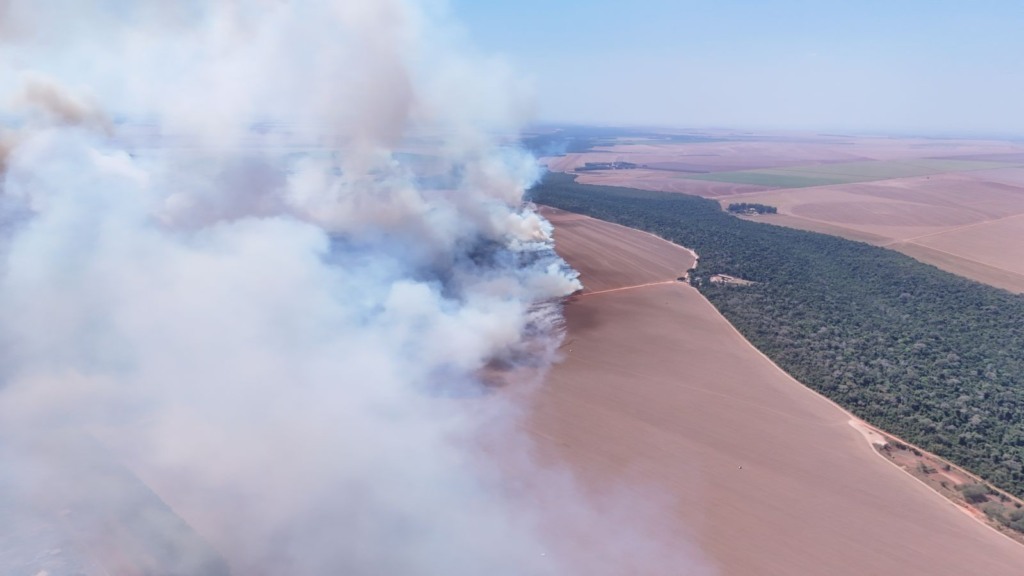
left=0, top=2, right=712, bottom=575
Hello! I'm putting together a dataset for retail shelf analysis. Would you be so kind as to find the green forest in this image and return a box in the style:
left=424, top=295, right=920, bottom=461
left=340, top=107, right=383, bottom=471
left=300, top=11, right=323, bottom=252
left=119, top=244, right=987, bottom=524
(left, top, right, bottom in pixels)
left=531, top=173, right=1024, bottom=498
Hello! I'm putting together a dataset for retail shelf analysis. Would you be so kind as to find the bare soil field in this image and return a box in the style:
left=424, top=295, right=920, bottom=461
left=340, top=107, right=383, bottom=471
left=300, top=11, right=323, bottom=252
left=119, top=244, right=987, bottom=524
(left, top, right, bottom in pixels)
left=889, top=242, right=1024, bottom=293
left=906, top=215, right=1024, bottom=278
left=528, top=209, right=1024, bottom=575
left=719, top=170, right=1024, bottom=291
left=537, top=208, right=693, bottom=293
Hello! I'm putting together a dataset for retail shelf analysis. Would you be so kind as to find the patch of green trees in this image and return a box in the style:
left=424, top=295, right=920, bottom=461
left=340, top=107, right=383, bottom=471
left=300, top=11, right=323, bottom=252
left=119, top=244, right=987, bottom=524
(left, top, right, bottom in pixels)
left=531, top=173, right=1024, bottom=498
left=727, top=202, right=778, bottom=214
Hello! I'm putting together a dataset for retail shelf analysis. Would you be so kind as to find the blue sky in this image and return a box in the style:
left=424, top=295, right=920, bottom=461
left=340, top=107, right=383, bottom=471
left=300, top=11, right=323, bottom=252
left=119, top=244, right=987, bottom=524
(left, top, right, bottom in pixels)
left=449, top=0, right=1024, bottom=135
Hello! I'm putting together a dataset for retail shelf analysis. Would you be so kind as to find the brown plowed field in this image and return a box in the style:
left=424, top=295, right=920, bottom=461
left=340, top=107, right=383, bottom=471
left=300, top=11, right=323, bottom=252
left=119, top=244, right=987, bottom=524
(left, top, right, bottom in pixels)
left=907, top=215, right=1024, bottom=278
left=888, top=242, right=1024, bottom=293
left=538, top=208, right=692, bottom=293
left=528, top=209, right=1024, bottom=575
left=722, top=171, right=1024, bottom=292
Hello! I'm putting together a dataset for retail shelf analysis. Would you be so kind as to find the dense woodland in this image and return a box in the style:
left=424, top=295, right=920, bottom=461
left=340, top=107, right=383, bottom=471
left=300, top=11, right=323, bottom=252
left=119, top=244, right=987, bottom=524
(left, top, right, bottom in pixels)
left=531, top=173, right=1024, bottom=498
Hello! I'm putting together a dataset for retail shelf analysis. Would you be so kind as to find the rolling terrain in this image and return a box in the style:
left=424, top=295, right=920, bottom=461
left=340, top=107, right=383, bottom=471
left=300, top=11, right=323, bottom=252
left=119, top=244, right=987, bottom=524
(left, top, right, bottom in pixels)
left=528, top=208, right=1024, bottom=575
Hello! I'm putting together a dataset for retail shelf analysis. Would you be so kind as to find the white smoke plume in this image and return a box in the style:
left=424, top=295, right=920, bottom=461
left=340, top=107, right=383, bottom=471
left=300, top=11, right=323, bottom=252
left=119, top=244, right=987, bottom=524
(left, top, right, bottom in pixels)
left=0, top=1, right=711, bottom=575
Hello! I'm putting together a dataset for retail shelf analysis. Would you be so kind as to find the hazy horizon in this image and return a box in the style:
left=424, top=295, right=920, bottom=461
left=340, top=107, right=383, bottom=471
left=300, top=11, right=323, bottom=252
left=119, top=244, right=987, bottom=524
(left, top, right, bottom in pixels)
left=453, top=0, right=1024, bottom=137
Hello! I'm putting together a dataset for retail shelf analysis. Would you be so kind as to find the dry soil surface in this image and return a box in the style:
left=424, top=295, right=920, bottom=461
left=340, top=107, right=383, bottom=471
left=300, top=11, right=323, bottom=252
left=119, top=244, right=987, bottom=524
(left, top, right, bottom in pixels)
left=527, top=208, right=1024, bottom=575
left=726, top=172, right=1024, bottom=292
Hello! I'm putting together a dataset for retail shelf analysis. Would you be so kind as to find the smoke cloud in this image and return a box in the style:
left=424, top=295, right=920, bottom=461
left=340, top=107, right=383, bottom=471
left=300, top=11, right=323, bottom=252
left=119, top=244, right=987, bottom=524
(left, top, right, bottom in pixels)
left=12, top=74, right=111, bottom=131
left=0, top=1, right=711, bottom=575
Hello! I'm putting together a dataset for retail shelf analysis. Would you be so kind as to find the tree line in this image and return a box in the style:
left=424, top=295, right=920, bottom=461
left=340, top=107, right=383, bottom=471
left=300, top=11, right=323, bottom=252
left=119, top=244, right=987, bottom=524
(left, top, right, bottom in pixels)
left=727, top=202, right=778, bottom=214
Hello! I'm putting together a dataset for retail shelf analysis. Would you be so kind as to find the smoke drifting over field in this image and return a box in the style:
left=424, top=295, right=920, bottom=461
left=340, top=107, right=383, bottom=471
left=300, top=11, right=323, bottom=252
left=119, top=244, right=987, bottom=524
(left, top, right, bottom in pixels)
left=0, top=2, right=708, bottom=575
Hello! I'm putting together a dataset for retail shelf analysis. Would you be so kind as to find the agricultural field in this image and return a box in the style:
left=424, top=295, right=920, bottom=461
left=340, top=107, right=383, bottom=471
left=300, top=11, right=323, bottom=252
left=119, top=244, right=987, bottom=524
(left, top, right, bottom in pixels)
left=541, top=132, right=1024, bottom=292
left=528, top=208, right=1024, bottom=576
left=536, top=208, right=691, bottom=293
left=726, top=171, right=1024, bottom=292
left=684, top=158, right=1014, bottom=188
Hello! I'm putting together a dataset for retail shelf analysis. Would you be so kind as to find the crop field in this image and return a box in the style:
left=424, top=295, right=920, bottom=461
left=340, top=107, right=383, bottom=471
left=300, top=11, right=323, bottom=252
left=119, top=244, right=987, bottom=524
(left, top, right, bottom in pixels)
left=725, top=171, right=1024, bottom=292
left=907, top=215, right=1024, bottom=278
left=681, top=159, right=1022, bottom=189
left=682, top=169, right=850, bottom=188
left=565, top=169, right=774, bottom=196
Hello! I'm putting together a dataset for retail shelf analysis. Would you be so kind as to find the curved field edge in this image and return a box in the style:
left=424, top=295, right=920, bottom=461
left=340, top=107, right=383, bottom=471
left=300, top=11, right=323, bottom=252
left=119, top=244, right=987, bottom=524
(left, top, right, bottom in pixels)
left=529, top=173, right=1024, bottom=514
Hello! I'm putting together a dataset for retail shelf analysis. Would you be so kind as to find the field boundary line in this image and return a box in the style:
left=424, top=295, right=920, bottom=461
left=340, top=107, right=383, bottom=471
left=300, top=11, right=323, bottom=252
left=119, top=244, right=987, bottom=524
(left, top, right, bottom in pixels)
left=891, top=210, right=1024, bottom=244
left=894, top=241, right=1024, bottom=285
left=577, top=280, right=679, bottom=298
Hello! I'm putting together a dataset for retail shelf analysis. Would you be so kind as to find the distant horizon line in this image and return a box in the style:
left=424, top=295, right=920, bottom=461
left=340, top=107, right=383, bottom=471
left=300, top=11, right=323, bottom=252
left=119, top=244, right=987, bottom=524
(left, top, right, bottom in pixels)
left=525, top=122, right=1024, bottom=142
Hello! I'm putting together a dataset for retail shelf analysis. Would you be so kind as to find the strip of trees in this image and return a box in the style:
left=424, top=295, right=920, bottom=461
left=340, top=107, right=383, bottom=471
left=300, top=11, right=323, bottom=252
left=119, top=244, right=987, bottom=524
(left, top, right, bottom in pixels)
left=727, top=202, right=777, bottom=214
left=531, top=173, right=1024, bottom=499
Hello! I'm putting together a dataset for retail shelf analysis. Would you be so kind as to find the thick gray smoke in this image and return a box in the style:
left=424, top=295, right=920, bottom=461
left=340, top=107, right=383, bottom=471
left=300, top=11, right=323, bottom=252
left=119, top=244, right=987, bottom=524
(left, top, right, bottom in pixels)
left=0, top=2, right=711, bottom=575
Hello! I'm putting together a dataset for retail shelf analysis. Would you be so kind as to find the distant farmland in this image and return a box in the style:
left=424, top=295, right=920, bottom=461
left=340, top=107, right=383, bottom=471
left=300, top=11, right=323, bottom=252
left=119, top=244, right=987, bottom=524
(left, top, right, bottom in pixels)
left=681, top=159, right=1019, bottom=188
left=683, top=170, right=845, bottom=188
left=539, top=131, right=1024, bottom=292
